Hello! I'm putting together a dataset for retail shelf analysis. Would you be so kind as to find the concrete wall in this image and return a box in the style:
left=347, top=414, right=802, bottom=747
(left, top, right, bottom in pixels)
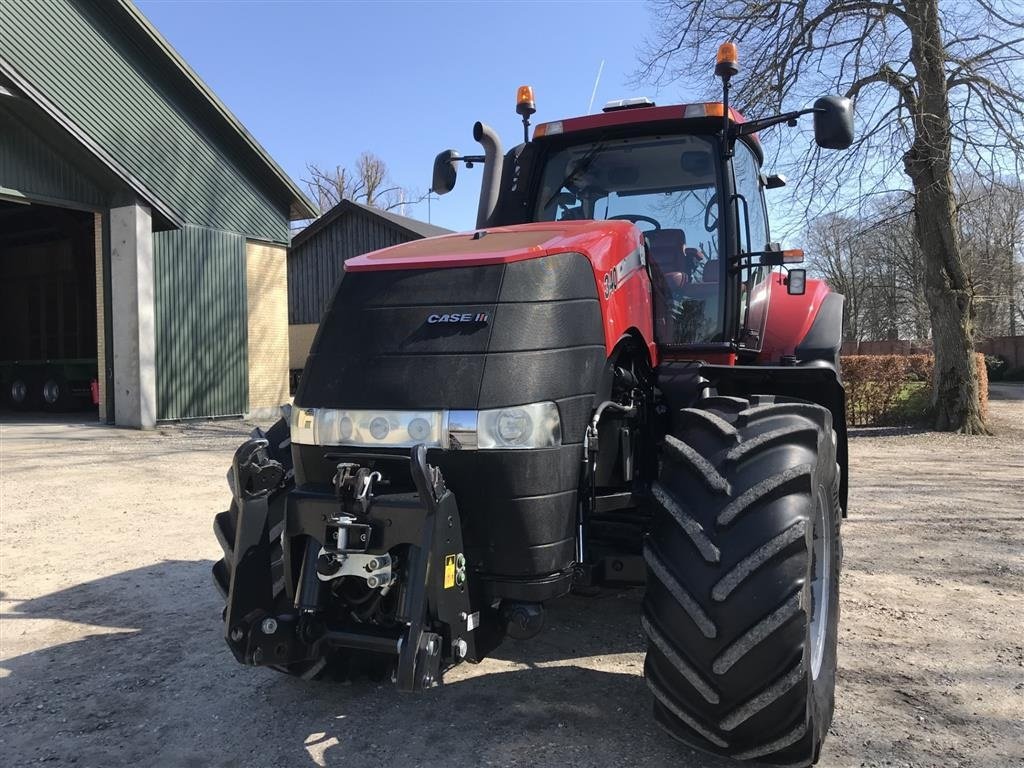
left=109, top=203, right=156, bottom=428
left=93, top=211, right=106, bottom=422
left=246, top=240, right=290, bottom=418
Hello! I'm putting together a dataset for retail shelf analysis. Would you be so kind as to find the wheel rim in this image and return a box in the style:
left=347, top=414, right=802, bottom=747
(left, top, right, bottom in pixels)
left=11, top=380, right=27, bottom=404
left=809, top=484, right=831, bottom=680
left=43, top=380, right=61, bottom=404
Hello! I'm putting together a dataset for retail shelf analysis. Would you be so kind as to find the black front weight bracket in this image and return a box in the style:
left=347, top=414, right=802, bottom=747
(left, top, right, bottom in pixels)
left=222, top=442, right=485, bottom=691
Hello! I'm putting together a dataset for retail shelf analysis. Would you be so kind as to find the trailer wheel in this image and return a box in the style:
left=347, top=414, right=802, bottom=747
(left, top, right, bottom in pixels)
left=8, top=377, right=35, bottom=410
left=212, top=417, right=332, bottom=679
left=642, top=395, right=841, bottom=767
left=41, top=375, right=75, bottom=411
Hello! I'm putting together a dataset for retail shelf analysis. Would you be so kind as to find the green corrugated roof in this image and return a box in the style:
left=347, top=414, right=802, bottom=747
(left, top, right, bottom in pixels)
left=0, top=0, right=317, bottom=241
left=116, top=0, right=317, bottom=222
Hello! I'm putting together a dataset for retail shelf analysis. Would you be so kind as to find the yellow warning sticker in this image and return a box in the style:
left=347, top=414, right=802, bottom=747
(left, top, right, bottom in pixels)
left=443, top=555, right=456, bottom=589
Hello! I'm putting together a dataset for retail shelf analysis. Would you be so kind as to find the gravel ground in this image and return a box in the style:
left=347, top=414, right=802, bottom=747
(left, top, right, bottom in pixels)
left=1, top=396, right=1022, bottom=768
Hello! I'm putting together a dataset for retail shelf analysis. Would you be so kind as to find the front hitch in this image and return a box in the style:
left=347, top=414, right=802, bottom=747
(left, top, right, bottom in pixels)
left=221, top=442, right=497, bottom=690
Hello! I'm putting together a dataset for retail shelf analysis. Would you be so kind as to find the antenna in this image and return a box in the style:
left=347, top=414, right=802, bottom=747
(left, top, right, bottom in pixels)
left=587, top=59, right=605, bottom=114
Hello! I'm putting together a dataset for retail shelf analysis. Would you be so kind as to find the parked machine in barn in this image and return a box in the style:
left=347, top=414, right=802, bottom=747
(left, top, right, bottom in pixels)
left=214, top=44, right=853, bottom=766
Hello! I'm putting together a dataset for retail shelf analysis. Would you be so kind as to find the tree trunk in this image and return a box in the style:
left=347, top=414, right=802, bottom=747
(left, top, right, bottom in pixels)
left=904, top=0, right=987, bottom=434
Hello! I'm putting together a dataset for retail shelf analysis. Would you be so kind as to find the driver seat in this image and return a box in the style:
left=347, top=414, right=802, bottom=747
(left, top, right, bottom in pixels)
left=645, top=229, right=686, bottom=287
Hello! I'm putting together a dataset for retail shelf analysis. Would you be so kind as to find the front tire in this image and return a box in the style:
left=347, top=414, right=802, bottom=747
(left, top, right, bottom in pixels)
left=642, top=395, right=841, bottom=766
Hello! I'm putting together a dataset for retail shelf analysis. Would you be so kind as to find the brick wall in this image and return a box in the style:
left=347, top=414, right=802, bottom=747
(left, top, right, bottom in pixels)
left=245, top=241, right=289, bottom=415
left=288, top=323, right=318, bottom=371
left=841, top=337, right=1023, bottom=367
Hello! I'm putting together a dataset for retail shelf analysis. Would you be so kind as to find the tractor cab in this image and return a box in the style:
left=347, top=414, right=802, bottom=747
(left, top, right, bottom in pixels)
left=432, top=44, right=853, bottom=365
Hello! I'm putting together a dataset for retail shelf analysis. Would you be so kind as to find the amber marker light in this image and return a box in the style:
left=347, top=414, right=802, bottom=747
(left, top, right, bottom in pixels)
left=516, top=85, right=536, bottom=117
left=715, top=42, right=739, bottom=78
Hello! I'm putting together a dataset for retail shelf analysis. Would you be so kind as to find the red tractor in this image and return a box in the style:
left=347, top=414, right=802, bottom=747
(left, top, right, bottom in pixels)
left=215, top=44, right=852, bottom=766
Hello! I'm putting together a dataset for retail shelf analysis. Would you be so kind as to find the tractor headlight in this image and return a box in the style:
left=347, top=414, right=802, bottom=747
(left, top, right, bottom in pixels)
left=290, top=402, right=561, bottom=451
left=290, top=408, right=444, bottom=448
left=476, top=403, right=560, bottom=449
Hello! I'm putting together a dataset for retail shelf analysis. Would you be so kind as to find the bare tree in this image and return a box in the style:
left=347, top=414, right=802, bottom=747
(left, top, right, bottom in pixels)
left=303, top=151, right=426, bottom=215
left=957, top=176, right=1024, bottom=337
left=638, top=0, right=1024, bottom=433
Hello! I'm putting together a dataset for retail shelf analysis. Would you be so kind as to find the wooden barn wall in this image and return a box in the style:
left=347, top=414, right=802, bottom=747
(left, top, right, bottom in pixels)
left=287, top=210, right=414, bottom=325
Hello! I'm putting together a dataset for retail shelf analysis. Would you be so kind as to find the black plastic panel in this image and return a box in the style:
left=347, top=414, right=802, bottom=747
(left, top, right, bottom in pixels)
left=499, top=251, right=599, bottom=302
left=478, top=346, right=606, bottom=408
left=335, top=265, right=504, bottom=307
left=556, top=394, right=596, bottom=445
left=301, top=352, right=487, bottom=410
left=487, top=300, right=603, bottom=351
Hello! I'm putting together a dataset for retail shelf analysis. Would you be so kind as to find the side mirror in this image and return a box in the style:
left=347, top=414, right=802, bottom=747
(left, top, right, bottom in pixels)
left=786, top=268, right=807, bottom=295
left=432, top=150, right=461, bottom=195
left=812, top=96, right=854, bottom=150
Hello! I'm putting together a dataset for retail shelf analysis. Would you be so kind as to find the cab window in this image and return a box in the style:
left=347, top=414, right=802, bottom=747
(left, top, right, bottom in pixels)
left=732, top=141, right=771, bottom=347
left=534, top=134, right=724, bottom=344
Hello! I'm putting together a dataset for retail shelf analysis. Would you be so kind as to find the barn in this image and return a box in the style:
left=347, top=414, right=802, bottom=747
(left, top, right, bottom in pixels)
left=286, top=199, right=451, bottom=375
left=0, top=0, right=316, bottom=427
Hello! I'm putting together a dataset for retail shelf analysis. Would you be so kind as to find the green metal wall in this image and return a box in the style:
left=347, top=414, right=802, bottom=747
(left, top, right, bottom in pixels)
left=154, top=226, right=248, bottom=419
left=0, top=102, right=108, bottom=208
left=0, top=0, right=290, bottom=243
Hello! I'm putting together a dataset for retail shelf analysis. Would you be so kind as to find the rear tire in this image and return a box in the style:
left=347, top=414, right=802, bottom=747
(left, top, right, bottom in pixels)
left=642, top=395, right=841, bottom=766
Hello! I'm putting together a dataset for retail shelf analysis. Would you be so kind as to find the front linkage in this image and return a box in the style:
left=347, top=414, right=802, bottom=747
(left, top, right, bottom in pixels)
left=222, top=441, right=496, bottom=691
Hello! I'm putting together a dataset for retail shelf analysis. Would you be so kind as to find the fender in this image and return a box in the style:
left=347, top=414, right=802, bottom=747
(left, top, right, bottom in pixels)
left=658, top=361, right=849, bottom=518
left=795, top=292, right=845, bottom=371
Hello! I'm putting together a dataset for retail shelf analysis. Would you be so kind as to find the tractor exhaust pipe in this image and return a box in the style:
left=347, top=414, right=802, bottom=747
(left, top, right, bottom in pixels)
left=473, top=121, right=502, bottom=229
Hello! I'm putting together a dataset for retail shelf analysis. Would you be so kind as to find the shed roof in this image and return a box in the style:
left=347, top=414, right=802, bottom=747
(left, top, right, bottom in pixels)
left=291, top=199, right=452, bottom=250
left=116, top=1, right=316, bottom=222
left=0, top=0, right=317, bottom=238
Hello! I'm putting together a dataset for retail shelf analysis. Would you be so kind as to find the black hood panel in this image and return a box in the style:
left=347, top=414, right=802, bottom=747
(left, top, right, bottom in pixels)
left=296, top=252, right=605, bottom=411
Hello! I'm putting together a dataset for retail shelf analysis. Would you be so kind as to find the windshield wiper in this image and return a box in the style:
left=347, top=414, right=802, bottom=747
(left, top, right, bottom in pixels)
left=542, top=140, right=608, bottom=212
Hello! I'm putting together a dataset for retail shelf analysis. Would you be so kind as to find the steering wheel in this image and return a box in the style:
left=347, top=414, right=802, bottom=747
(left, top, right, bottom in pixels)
left=704, top=195, right=719, bottom=232
left=609, top=214, right=661, bottom=230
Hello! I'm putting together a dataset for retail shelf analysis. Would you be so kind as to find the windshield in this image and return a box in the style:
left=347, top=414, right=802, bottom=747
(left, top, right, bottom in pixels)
left=535, top=134, right=724, bottom=344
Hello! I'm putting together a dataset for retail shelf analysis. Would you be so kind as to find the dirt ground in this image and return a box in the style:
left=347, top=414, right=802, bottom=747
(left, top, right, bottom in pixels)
left=1, top=393, right=1022, bottom=768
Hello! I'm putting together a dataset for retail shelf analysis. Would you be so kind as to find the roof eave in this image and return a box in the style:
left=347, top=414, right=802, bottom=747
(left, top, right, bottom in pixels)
left=117, top=0, right=318, bottom=221
left=0, top=57, right=185, bottom=228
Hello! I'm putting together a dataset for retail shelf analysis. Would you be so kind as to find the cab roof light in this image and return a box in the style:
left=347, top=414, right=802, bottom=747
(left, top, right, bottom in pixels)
left=533, top=121, right=562, bottom=138
left=602, top=97, right=656, bottom=113
left=715, top=42, right=739, bottom=78
left=683, top=102, right=727, bottom=119
left=517, top=85, right=536, bottom=144
left=516, top=85, right=536, bottom=117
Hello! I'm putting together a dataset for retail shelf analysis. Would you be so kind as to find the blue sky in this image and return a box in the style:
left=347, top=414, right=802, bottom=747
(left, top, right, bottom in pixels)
left=136, top=0, right=689, bottom=232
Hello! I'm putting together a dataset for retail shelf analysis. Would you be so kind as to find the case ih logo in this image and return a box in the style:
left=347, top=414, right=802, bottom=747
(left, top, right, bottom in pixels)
left=426, top=312, right=489, bottom=325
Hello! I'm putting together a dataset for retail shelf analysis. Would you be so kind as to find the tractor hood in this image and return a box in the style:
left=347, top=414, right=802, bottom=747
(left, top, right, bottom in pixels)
left=344, top=220, right=641, bottom=274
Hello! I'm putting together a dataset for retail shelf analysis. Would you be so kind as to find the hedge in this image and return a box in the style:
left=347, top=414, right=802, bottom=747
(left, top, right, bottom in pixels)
left=841, top=353, right=988, bottom=426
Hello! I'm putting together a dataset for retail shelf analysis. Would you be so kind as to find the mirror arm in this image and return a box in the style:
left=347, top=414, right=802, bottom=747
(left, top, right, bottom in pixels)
left=735, top=107, right=816, bottom=136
